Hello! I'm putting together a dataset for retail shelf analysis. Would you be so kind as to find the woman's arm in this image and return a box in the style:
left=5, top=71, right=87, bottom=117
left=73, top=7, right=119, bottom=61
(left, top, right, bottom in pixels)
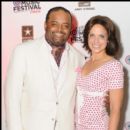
left=109, top=88, right=124, bottom=130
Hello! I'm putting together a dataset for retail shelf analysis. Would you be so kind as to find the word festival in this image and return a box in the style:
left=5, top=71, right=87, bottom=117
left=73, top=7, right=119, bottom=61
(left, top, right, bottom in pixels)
left=13, top=2, right=41, bottom=13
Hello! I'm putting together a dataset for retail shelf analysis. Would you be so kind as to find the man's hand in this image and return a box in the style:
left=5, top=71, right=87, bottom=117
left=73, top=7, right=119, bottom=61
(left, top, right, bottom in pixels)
left=104, top=91, right=110, bottom=115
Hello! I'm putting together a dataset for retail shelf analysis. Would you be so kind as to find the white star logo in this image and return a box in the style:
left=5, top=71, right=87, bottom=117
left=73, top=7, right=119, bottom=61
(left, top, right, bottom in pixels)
left=24, top=28, right=32, bottom=36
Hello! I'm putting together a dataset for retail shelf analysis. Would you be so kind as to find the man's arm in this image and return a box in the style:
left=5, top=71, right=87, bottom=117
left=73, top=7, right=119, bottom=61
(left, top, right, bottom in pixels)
left=5, top=45, right=25, bottom=130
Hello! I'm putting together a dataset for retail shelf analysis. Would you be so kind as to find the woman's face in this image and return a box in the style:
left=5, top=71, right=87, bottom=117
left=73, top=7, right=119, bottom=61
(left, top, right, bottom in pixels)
left=88, top=24, right=108, bottom=55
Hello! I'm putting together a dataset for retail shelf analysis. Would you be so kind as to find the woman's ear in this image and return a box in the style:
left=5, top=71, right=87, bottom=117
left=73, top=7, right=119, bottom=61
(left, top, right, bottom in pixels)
left=107, top=40, right=109, bottom=44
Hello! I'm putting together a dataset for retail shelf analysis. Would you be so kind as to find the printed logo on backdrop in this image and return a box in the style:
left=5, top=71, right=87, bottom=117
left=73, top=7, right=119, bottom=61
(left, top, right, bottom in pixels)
left=125, top=55, right=130, bottom=65
left=73, top=26, right=84, bottom=43
left=75, top=2, right=95, bottom=11
left=13, top=1, right=41, bottom=13
left=22, top=26, right=33, bottom=42
left=124, top=121, right=130, bottom=130
left=68, top=26, right=84, bottom=44
left=78, top=1, right=90, bottom=7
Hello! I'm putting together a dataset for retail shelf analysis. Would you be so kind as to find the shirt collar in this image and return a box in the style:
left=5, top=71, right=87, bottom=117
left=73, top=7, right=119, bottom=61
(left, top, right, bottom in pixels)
left=45, top=39, right=70, bottom=52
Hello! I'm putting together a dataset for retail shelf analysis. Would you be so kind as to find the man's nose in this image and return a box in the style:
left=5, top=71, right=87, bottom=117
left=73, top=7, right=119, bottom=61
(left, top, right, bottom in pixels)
left=57, top=25, right=62, bottom=32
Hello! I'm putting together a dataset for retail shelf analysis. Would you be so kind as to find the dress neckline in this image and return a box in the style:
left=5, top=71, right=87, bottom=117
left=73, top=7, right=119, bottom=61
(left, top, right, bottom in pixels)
left=80, top=58, right=116, bottom=78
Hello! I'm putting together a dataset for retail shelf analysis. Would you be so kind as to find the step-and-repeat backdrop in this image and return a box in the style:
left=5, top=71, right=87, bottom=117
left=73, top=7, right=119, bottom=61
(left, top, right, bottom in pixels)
left=2, top=2, right=130, bottom=130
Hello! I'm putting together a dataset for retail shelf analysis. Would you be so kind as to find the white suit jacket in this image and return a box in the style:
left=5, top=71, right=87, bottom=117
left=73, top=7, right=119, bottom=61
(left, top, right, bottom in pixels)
left=5, top=36, right=85, bottom=130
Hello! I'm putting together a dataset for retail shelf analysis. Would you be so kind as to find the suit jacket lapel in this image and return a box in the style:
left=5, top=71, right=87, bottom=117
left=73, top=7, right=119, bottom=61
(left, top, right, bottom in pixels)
left=56, top=44, right=70, bottom=96
left=39, top=37, right=56, bottom=93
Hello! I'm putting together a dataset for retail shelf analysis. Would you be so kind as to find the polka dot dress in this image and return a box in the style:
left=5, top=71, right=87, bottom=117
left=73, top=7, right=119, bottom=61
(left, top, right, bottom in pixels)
left=75, top=59, right=124, bottom=130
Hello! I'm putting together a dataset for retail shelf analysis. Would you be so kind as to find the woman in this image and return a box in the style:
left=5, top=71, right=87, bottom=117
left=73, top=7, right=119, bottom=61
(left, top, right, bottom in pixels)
left=75, top=15, right=124, bottom=130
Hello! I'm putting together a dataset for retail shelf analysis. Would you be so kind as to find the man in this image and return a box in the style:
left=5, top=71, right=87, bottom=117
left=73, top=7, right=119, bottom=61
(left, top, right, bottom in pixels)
left=5, top=7, right=85, bottom=130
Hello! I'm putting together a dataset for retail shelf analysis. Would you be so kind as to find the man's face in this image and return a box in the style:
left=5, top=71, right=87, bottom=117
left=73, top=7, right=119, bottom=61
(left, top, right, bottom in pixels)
left=45, top=10, right=72, bottom=47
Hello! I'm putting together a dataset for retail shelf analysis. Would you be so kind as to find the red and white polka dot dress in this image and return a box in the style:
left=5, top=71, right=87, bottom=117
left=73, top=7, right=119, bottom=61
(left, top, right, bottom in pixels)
left=75, top=59, right=124, bottom=130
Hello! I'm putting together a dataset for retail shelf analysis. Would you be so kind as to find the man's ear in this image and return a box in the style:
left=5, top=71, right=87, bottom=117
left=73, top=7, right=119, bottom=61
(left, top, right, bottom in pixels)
left=44, top=22, right=47, bottom=30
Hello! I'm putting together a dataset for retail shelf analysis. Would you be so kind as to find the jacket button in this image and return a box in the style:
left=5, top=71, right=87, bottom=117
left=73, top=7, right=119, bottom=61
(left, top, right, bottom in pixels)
left=56, top=102, right=59, bottom=105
